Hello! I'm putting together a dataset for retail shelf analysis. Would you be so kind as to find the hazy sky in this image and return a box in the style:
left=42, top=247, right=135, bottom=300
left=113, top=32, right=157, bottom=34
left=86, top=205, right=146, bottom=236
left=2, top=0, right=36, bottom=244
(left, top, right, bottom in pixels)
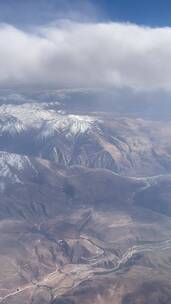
left=0, top=0, right=171, bottom=92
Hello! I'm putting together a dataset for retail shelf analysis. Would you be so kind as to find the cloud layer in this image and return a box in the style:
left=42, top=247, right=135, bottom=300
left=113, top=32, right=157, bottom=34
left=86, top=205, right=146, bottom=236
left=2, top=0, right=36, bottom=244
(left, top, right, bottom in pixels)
left=0, top=21, right=171, bottom=91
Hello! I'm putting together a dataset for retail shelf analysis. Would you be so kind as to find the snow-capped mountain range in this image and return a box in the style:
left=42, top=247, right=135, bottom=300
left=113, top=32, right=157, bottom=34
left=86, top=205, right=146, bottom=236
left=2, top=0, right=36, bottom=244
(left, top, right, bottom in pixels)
left=0, top=103, right=98, bottom=137
left=0, top=101, right=171, bottom=177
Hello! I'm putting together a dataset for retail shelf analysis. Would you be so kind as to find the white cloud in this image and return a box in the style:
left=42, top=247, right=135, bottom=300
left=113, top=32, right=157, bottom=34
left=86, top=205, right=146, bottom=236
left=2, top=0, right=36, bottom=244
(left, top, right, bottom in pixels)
left=0, top=21, right=171, bottom=91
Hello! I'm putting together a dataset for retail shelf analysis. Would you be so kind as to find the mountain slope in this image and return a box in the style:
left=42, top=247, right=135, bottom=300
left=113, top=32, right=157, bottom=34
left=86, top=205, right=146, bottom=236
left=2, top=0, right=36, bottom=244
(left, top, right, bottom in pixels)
left=1, top=94, right=171, bottom=304
left=0, top=152, right=171, bottom=303
left=1, top=103, right=171, bottom=177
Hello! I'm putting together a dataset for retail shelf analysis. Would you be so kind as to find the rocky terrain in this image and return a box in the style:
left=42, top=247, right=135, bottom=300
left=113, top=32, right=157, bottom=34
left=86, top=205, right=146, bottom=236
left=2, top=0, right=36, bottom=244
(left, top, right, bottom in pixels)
left=1, top=101, right=171, bottom=177
left=0, top=90, right=171, bottom=303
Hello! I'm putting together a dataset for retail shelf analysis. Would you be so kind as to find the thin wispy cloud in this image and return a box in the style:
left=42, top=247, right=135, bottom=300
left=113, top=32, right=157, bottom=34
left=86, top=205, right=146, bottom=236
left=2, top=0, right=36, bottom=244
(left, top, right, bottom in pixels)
left=0, top=21, right=171, bottom=91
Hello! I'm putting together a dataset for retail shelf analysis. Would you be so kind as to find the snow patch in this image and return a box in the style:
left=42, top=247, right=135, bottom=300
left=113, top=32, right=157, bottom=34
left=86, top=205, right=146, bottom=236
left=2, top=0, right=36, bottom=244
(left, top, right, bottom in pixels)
left=0, top=152, right=33, bottom=184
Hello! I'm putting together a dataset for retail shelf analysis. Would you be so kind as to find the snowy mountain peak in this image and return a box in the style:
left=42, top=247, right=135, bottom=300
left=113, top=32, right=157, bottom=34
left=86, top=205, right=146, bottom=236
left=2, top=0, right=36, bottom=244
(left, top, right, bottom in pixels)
left=0, top=103, right=98, bottom=137
left=0, top=152, right=33, bottom=188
